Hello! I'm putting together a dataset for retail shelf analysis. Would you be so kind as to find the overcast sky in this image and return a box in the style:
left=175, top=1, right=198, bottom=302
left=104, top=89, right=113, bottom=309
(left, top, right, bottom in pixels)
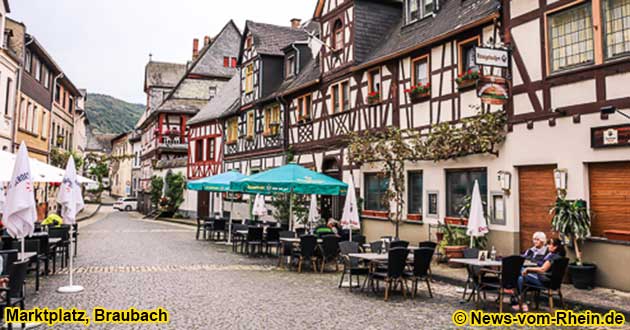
left=10, top=1, right=314, bottom=104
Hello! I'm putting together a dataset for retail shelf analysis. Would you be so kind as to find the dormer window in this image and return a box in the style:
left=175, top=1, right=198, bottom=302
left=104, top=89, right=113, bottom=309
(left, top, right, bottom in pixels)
left=286, top=55, right=295, bottom=78
left=333, top=20, right=344, bottom=51
left=245, top=35, right=253, bottom=50
left=405, top=0, right=435, bottom=24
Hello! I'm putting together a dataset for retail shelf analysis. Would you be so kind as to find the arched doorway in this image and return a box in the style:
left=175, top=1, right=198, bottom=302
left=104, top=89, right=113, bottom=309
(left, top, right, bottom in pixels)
left=321, top=157, right=345, bottom=221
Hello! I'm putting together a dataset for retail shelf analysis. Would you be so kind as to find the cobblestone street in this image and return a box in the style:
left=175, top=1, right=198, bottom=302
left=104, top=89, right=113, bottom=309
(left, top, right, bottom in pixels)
left=18, top=208, right=484, bottom=330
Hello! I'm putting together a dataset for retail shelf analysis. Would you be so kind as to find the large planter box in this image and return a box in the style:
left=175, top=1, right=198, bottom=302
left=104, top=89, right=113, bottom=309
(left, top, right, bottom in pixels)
left=409, top=91, right=430, bottom=103
left=456, top=78, right=478, bottom=91
left=372, top=210, right=389, bottom=218
left=407, top=214, right=423, bottom=221
left=444, top=246, right=466, bottom=267
left=444, top=217, right=468, bottom=226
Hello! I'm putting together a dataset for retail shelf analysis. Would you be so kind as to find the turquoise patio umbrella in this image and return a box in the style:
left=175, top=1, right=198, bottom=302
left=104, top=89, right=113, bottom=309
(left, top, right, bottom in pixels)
left=187, top=170, right=246, bottom=192
left=187, top=170, right=247, bottom=244
left=230, top=164, right=348, bottom=230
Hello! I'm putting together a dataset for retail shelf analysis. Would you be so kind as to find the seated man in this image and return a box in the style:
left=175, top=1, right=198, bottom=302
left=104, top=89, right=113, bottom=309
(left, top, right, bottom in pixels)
left=523, top=232, right=548, bottom=264
left=314, top=219, right=339, bottom=237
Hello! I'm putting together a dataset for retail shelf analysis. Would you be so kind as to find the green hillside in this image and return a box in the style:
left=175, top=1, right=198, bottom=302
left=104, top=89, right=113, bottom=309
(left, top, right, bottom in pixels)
left=85, top=93, right=145, bottom=134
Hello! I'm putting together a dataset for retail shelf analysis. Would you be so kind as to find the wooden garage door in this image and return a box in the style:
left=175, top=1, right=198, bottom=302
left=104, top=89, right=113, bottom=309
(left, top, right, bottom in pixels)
left=589, top=162, right=630, bottom=237
left=519, top=165, right=557, bottom=252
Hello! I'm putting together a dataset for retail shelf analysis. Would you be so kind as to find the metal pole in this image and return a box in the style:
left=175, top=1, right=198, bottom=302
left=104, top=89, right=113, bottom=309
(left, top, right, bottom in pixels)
left=228, top=194, right=234, bottom=244
left=289, top=191, right=293, bottom=232
left=69, top=226, right=75, bottom=286
left=21, top=237, right=25, bottom=261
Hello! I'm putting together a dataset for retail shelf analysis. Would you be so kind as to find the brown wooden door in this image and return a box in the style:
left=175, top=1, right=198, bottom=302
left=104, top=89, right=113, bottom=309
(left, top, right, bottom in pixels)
left=589, top=162, right=630, bottom=237
left=197, top=191, right=210, bottom=219
left=518, top=165, right=557, bottom=252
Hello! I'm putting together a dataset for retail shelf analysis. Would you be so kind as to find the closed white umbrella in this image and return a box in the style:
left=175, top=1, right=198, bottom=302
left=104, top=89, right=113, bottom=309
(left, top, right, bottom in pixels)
left=0, top=184, right=5, bottom=217
left=56, top=157, right=85, bottom=294
left=253, top=194, right=268, bottom=218
left=3, top=142, right=36, bottom=260
left=308, top=194, right=320, bottom=233
left=466, top=180, right=489, bottom=248
left=341, top=176, right=360, bottom=241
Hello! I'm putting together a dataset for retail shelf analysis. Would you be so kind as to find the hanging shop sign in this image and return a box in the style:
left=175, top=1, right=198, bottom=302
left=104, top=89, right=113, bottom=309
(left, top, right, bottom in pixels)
left=591, top=124, right=630, bottom=148
left=477, top=75, right=509, bottom=105
left=475, top=47, right=509, bottom=68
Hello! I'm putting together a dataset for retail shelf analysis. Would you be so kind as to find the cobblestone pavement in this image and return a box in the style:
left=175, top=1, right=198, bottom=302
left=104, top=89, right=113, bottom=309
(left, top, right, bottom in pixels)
left=21, top=210, right=630, bottom=330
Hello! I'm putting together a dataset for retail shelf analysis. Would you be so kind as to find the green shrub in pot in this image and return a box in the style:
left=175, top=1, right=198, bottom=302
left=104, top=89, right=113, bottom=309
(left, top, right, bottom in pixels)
left=550, top=198, right=596, bottom=289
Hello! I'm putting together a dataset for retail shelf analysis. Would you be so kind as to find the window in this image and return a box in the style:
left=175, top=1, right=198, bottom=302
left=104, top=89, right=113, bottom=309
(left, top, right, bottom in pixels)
left=19, top=98, right=26, bottom=129
left=405, top=0, right=435, bottom=24
left=333, top=20, right=344, bottom=50
left=55, top=84, right=61, bottom=103
left=286, top=55, right=295, bottom=78
left=246, top=111, right=255, bottom=138
left=4, top=78, right=11, bottom=116
left=69, top=97, right=74, bottom=113
left=548, top=3, right=594, bottom=72
left=223, top=57, right=229, bottom=67
left=264, top=106, right=280, bottom=135
left=412, top=56, right=429, bottom=86
left=368, top=69, right=381, bottom=95
left=459, top=37, right=480, bottom=74
left=297, top=94, right=312, bottom=120
left=604, top=0, right=630, bottom=58
left=25, top=50, right=31, bottom=73
left=195, top=139, right=204, bottom=162
left=245, top=35, right=253, bottom=50
left=207, top=138, right=215, bottom=161
left=446, top=168, right=487, bottom=217
left=331, top=81, right=350, bottom=113
left=227, top=118, right=238, bottom=143
left=365, top=173, right=388, bottom=211
left=209, top=86, right=217, bottom=98
left=34, top=58, right=41, bottom=81
left=42, top=67, right=49, bottom=89
left=408, top=171, right=423, bottom=214
left=32, top=106, right=39, bottom=134
left=245, top=64, right=254, bottom=94
left=42, top=111, right=48, bottom=139
left=231, top=57, right=237, bottom=68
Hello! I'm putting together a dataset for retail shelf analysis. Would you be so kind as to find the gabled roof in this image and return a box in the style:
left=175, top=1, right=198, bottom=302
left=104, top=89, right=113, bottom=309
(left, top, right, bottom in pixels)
left=85, top=130, right=115, bottom=153
left=143, top=61, right=186, bottom=91
left=156, top=98, right=209, bottom=113
left=360, top=0, right=500, bottom=68
left=189, top=20, right=241, bottom=78
left=187, top=73, right=240, bottom=126
left=244, top=21, right=309, bottom=56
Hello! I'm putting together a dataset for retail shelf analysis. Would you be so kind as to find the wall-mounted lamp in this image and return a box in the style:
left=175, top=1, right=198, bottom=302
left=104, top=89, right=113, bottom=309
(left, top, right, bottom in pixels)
left=497, top=171, right=512, bottom=195
left=554, top=168, right=568, bottom=197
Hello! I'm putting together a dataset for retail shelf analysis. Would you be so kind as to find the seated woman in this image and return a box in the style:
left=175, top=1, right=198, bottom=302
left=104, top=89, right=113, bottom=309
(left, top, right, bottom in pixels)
left=514, top=238, right=566, bottom=311
left=522, top=232, right=548, bottom=264
left=314, top=219, right=339, bottom=237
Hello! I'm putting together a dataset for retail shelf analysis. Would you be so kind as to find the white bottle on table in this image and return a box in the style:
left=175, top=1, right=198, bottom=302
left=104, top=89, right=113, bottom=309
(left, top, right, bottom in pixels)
left=490, top=246, right=496, bottom=261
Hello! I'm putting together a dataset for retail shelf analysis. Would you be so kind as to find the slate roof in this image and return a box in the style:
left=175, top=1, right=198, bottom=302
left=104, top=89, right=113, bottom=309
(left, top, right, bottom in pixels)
left=275, top=59, right=321, bottom=98
left=190, top=20, right=241, bottom=78
left=353, top=0, right=402, bottom=63
left=246, top=21, right=309, bottom=56
left=187, top=74, right=241, bottom=126
left=362, top=0, right=500, bottom=66
left=144, top=61, right=186, bottom=90
left=157, top=98, right=209, bottom=113
left=85, top=129, right=115, bottom=153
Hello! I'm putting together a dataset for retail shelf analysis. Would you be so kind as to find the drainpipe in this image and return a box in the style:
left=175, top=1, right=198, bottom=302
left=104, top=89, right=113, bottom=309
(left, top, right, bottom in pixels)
left=291, top=44, right=301, bottom=75
left=50, top=73, right=64, bottom=151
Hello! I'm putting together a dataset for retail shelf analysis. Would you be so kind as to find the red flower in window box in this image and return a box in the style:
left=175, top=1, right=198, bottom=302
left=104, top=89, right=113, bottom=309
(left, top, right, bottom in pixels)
left=455, top=69, right=480, bottom=90
left=153, top=128, right=160, bottom=136
left=366, top=91, right=381, bottom=105
left=406, top=82, right=431, bottom=103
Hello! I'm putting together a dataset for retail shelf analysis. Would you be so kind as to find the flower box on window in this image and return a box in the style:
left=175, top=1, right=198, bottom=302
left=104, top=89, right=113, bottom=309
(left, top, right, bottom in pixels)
left=362, top=210, right=375, bottom=217
left=405, top=83, right=431, bottom=103
left=371, top=210, right=389, bottom=218
left=407, top=214, right=423, bottom=221
left=456, top=69, right=480, bottom=90
left=366, top=91, right=381, bottom=105
left=444, top=216, right=468, bottom=226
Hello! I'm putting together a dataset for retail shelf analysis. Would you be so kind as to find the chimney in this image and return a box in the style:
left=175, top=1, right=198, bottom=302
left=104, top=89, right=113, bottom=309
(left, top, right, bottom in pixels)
left=204, top=36, right=211, bottom=47
left=192, top=38, right=199, bottom=60
left=290, top=18, right=301, bottom=29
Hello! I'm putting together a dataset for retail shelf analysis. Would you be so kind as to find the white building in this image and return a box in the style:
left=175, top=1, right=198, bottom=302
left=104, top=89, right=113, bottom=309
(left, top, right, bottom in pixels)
left=0, top=0, right=20, bottom=151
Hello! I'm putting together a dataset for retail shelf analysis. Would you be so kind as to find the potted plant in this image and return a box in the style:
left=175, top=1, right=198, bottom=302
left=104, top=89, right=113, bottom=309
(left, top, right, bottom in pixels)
left=405, top=83, right=431, bottom=103
left=367, top=91, right=381, bottom=105
left=550, top=198, right=596, bottom=290
left=455, top=69, right=480, bottom=90
left=440, top=222, right=469, bottom=263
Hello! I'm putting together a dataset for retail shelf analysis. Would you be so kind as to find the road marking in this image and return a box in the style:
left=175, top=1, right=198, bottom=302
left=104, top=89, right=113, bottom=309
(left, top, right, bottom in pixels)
left=55, top=264, right=275, bottom=274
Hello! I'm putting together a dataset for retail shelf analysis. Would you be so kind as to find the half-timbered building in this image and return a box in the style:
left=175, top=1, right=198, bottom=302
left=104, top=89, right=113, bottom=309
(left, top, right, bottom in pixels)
left=186, top=74, right=240, bottom=219
left=136, top=21, right=241, bottom=215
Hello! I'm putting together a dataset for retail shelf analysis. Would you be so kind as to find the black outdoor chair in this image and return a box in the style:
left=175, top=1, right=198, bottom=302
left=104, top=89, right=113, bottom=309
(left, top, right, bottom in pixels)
left=479, top=255, right=525, bottom=313
left=338, top=241, right=369, bottom=291
left=231, top=224, right=248, bottom=253
left=196, top=217, right=213, bottom=240
left=33, top=234, right=52, bottom=275
left=0, top=250, right=18, bottom=276
left=389, top=240, right=409, bottom=249
left=10, top=239, right=41, bottom=292
left=370, top=247, right=410, bottom=301
left=523, top=257, right=569, bottom=311
left=0, top=260, right=28, bottom=330
left=405, top=248, right=434, bottom=298
left=264, top=227, right=281, bottom=256
left=244, top=227, right=264, bottom=255
left=48, top=226, right=70, bottom=270
left=351, top=235, right=366, bottom=247
left=418, top=241, right=438, bottom=251
left=370, top=241, right=383, bottom=254
left=319, top=235, right=340, bottom=273
left=210, top=219, right=227, bottom=241
left=291, top=235, right=318, bottom=273
left=295, top=228, right=307, bottom=237
left=279, top=231, right=296, bottom=239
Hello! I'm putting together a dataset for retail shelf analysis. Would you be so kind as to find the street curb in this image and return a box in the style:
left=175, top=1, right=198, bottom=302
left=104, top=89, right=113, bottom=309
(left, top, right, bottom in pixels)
left=77, top=204, right=102, bottom=222
left=154, top=217, right=196, bottom=227
left=431, top=272, right=630, bottom=318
